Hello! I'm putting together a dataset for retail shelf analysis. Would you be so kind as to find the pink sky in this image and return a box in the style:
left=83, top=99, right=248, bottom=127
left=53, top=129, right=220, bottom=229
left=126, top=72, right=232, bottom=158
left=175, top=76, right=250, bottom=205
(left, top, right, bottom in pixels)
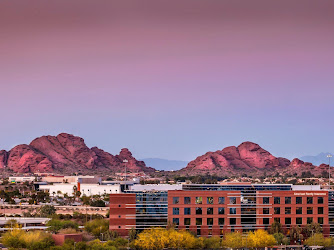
left=0, top=0, right=334, bottom=160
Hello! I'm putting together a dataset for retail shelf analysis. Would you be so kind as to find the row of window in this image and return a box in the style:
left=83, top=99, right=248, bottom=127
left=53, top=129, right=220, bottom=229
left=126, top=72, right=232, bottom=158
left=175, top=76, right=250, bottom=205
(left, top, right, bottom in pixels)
left=172, top=196, right=324, bottom=205
left=273, top=196, right=323, bottom=205
left=173, top=196, right=225, bottom=205
left=171, top=217, right=324, bottom=226
left=172, top=207, right=324, bottom=215
left=173, top=207, right=226, bottom=215
left=273, top=207, right=324, bottom=215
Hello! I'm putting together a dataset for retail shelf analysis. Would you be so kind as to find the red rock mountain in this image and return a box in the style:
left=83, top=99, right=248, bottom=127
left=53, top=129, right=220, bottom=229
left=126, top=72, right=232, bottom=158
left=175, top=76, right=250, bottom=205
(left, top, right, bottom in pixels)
left=180, top=142, right=328, bottom=177
left=0, top=133, right=154, bottom=174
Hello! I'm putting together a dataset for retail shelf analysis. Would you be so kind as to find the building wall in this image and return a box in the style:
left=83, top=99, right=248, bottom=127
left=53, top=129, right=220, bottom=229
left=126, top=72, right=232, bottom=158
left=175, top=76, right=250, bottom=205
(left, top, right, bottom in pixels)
left=109, top=193, right=136, bottom=236
left=109, top=188, right=330, bottom=238
left=52, top=234, right=82, bottom=246
left=40, top=183, right=120, bottom=196
left=168, top=190, right=329, bottom=237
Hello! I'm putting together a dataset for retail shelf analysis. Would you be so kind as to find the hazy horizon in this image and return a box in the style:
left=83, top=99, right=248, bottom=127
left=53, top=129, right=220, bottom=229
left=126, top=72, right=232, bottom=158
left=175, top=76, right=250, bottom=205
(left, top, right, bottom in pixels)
left=1, top=0, right=334, bottom=161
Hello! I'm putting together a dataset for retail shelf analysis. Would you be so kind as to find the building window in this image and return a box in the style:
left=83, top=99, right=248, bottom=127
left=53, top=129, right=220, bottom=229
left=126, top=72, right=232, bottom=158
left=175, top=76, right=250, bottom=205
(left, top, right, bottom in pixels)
left=229, top=218, right=236, bottom=225
left=184, top=218, right=191, bottom=225
left=207, top=218, right=213, bottom=226
left=196, top=197, right=202, bottom=204
left=263, top=208, right=269, bottom=214
left=173, top=218, right=179, bottom=225
left=318, top=197, right=324, bottom=204
left=196, top=218, right=202, bottom=225
left=307, top=197, right=313, bottom=204
left=318, top=217, right=324, bottom=224
left=173, top=208, right=179, bottom=215
left=296, top=207, right=302, bottom=214
left=207, top=207, right=213, bottom=215
left=318, top=207, right=324, bottom=214
left=218, top=207, right=225, bottom=215
left=230, top=208, right=237, bottom=214
left=184, top=197, right=191, bottom=204
left=285, top=207, right=291, bottom=214
left=307, top=217, right=313, bottom=224
left=196, top=207, right=202, bottom=215
left=230, top=197, right=237, bottom=204
left=219, top=218, right=224, bottom=225
left=173, top=197, right=179, bottom=204
left=274, top=218, right=280, bottom=223
left=307, top=207, right=313, bottom=214
left=263, top=197, right=270, bottom=204
left=263, top=218, right=269, bottom=225
left=285, top=197, right=291, bottom=204
left=184, top=207, right=191, bottom=215
left=285, top=218, right=291, bottom=225
left=207, top=197, right=214, bottom=204
left=218, top=197, right=225, bottom=204
left=296, top=197, right=302, bottom=204
left=274, top=197, right=280, bottom=204
left=296, top=217, right=303, bottom=224
left=274, top=207, right=280, bottom=214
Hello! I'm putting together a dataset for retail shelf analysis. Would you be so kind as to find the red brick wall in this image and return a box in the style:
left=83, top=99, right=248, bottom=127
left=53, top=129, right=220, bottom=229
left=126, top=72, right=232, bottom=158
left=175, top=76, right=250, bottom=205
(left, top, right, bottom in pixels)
left=52, top=234, right=83, bottom=246
left=109, top=193, right=136, bottom=236
left=168, top=190, right=329, bottom=237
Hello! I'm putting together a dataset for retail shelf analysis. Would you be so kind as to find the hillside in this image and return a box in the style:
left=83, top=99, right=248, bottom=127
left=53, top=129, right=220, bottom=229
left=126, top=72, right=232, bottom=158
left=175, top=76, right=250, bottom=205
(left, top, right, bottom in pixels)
left=0, top=133, right=154, bottom=174
left=179, top=142, right=329, bottom=177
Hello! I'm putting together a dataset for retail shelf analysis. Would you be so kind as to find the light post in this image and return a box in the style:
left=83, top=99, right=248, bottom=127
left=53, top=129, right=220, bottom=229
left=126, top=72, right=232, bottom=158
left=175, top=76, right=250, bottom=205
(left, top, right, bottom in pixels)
left=123, top=159, right=128, bottom=182
left=328, top=154, right=332, bottom=189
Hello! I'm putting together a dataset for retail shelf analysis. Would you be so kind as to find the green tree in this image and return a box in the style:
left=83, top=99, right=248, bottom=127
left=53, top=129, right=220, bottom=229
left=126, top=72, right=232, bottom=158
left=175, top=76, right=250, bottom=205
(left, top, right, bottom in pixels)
left=303, top=222, right=322, bottom=238
left=305, top=233, right=334, bottom=247
left=290, top=225, right=303, bottom=244
left=46, top=219, right=78, bottom=234
left=273, top=232, right=289, bottom=245
left=39, top=205, right=56, bottom=217
left=84, top=219, right=109, bottom=238
left=270, top=221, right=283, bottom=234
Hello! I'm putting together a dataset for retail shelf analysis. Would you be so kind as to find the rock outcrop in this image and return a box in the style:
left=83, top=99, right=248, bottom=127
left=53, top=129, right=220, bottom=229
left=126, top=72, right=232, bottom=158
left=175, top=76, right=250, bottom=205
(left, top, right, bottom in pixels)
left=180, top=142, right=327, bottom=177
left=0, top=133, right=154, bottom=174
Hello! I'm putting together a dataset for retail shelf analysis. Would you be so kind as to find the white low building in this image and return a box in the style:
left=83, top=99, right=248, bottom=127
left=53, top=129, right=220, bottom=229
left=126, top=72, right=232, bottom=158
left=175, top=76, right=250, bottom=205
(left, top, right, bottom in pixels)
left=39, top=183, right=121, bottom=197
left=8, top=176, right=36, bottom=183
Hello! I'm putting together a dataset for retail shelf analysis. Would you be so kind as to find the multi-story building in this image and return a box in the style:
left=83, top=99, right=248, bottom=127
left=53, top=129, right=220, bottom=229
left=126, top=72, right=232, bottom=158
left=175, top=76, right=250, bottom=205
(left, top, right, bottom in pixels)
left=109, top=183, right=331, bottom=237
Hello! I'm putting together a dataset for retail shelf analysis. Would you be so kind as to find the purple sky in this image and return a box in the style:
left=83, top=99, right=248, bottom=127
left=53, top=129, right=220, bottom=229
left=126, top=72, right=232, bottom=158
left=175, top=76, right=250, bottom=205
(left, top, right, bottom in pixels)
left=1, top=0, right=334, bottom=161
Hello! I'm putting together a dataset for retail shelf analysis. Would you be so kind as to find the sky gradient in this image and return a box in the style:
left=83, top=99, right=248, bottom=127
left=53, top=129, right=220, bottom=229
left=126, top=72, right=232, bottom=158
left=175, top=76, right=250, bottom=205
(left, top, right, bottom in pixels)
left=1, top=0, right=334, bottom=161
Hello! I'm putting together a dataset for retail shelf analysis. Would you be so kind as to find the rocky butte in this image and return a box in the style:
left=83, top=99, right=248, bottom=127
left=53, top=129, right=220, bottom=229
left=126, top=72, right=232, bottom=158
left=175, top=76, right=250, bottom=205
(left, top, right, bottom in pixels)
left=179, top=142, right=329, bottom=177
left=0, top=133, right=154, bottom=174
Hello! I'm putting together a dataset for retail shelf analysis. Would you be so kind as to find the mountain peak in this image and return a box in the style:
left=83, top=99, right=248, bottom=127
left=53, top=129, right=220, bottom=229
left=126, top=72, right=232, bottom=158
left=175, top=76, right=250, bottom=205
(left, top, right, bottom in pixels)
left=180, top=141, right=326, bottom=177
left=1, top=133, right=154, bottom=174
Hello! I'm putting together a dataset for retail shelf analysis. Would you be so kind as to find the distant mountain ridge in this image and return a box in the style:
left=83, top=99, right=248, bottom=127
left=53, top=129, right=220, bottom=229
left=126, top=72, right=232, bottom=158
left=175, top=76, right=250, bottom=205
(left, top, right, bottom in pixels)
left=179, top=142, right=329, bottom=177
left=300, top=152, right=333, bottom=166
left=0, top=133, right=155, bottom=174
left=141, top=158, right=188, bottom=171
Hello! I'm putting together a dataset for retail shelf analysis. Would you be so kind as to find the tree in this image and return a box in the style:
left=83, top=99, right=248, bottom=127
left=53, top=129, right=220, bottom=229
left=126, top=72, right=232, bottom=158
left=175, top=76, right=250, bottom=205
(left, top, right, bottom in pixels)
left=290, top=226, right=303, bottom=244
left=128, top=228, right=138, bottom=242
left=305, top=233, right=334, bottom=247
left=90, top=199, right=106, bottom=207
left=222, top=231, right=244, bottom=249
left=133, top=228, right=200, bottom=249
left=46, top=219, right=78, bottom=234
left=84, top=219, right=109, bottom=238
left=269, top=221, right=283, bottom=234
left=2, top=229, right=54, bottom=249
left=303, top=222, right=322, bottom=238
left=247, top=229, right=276, bottom=248
left=39, top=205, right=56, bottom=217
left=273, top=232, right=289, bottom=245
left=203, top=236, right=221, bottom=249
